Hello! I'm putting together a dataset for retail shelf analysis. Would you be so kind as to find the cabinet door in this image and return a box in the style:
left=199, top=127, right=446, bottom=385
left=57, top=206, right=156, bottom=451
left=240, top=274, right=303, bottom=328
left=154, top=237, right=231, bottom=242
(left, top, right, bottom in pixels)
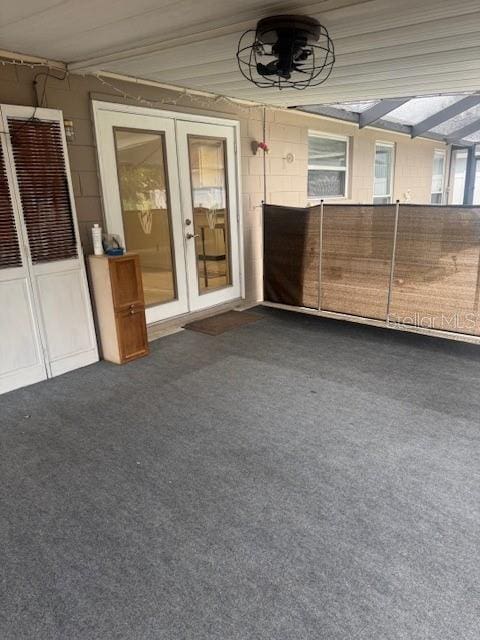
left=115, top=306, right=148, bottom=362
left=109, top=254, right=144, bottom=310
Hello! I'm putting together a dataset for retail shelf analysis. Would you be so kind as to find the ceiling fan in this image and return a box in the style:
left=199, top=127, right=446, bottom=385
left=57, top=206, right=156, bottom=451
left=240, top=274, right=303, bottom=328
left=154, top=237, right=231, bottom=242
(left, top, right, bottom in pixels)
left=237, top=15, right=335, bottom=90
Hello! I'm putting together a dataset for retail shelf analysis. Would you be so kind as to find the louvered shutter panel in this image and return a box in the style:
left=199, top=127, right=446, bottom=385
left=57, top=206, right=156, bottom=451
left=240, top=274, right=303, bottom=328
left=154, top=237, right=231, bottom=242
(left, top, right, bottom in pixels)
left=0, top=142, right=22, bottom=269
left=8, top=118, right=78, bottom=264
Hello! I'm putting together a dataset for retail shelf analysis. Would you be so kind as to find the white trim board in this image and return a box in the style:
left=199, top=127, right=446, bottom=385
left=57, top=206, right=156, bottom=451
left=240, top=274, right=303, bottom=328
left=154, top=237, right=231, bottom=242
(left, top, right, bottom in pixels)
left=262, top=301, right=480, bottom=346
left=92, top=99, right=242, bottom=127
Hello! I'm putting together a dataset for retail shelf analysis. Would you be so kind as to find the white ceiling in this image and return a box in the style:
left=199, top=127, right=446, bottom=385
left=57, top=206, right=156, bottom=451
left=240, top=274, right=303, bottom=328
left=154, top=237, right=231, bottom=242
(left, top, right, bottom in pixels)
left=2, top=0, right=480, bottom=106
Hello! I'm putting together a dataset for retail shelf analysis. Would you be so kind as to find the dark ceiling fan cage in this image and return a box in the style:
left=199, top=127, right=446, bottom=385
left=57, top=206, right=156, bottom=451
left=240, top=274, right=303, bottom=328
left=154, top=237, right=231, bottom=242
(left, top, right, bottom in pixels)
left=236, top=15, right=335, bottom=91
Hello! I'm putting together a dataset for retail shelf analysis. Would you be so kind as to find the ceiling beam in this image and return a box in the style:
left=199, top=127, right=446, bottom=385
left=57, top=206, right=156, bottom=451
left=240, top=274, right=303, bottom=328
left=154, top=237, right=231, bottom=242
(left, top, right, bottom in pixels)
left=295, top=105, right=447, bottom=142
left=0, top=48, right=65, bottom=71
left=411, top=94, right=480, bottom=138
left=297, top=105, right=359, bottom=124
left=445, top=119, right=480, bottom=144
left=359, top=98, right=411, bottom=128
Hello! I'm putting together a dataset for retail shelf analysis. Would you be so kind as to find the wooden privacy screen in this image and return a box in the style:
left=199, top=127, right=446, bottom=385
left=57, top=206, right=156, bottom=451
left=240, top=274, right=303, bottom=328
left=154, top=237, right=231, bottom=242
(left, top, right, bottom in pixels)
left=8, top=118, right=77, bottom=264
left=263, top=203, right=480, bottom=337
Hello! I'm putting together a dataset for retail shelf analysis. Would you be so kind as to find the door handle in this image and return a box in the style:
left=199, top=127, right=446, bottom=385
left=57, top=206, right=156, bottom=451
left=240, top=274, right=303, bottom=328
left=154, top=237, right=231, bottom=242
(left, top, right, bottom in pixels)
left=186, top=233, right=199, bottom=239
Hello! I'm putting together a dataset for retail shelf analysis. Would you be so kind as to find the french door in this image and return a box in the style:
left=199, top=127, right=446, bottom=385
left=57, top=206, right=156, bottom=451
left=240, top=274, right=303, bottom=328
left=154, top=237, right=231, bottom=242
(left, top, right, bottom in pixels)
left=93, top=102, right=241, bottom=324
left=176, top=120, right=241, bottom=312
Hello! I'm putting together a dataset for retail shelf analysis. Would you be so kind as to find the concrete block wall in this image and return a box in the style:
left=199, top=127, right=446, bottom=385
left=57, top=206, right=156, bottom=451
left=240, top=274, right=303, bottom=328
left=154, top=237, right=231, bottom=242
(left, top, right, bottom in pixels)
left=261, top=106, right=446, bottom=206
left=0, top=65, right=445, bottom=305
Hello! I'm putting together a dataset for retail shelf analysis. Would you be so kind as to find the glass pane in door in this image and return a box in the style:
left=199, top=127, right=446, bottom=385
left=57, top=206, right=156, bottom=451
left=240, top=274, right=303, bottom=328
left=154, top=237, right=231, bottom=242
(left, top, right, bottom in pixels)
left=188, top=136, right=232, bottom=294
left=114, top=128, right=176, bottom=306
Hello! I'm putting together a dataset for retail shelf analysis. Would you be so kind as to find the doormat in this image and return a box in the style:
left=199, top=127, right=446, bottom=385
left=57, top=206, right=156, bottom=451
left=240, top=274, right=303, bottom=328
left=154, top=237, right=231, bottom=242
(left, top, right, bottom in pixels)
left=184, top=310, right=262, bottom=336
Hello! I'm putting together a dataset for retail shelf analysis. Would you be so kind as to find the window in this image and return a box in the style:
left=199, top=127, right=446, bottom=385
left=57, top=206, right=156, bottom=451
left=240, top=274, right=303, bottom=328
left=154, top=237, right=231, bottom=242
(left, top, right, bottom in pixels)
left=450, top=148, right=468, bottom=205
left=474, top=156, right=480, bottom=205
left=308, top=132, right=348, bottom=199
left=373, top=142, right=394, bottom=204
left=431, top=149, right=446, bottom=204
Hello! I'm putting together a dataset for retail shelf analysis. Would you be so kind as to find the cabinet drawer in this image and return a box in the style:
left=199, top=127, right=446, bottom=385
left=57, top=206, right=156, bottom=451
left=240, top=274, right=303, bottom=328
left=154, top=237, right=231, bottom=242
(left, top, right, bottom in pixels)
left=115, top=306, right=149, bottom=363
left=109, top=254, right=144, bottom=310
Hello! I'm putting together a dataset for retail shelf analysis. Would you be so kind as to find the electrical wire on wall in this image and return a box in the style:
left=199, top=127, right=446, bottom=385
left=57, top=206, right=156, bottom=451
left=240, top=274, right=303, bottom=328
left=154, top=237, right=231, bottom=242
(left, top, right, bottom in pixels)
left=33, top=68, right=68, bottom=108
left=0, top=58, right=69, bottom=140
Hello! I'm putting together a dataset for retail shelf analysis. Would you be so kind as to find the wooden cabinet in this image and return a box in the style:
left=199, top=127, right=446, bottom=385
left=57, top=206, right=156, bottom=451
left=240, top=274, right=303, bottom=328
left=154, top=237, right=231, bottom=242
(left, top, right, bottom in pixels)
left=88, top=253, right=149, bottom=364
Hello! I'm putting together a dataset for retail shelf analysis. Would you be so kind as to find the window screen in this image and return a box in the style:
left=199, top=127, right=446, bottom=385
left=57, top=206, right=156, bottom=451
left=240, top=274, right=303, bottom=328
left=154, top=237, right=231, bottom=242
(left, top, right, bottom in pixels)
left=308, top=134, right=347, bottom=199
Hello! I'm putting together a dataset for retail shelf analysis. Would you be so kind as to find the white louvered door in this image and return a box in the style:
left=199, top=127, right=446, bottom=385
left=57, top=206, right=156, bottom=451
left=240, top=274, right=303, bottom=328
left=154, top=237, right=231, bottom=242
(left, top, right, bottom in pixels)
left=0, top=122, right=47, bottom=394
left=0, top=105, right=98, bottom=393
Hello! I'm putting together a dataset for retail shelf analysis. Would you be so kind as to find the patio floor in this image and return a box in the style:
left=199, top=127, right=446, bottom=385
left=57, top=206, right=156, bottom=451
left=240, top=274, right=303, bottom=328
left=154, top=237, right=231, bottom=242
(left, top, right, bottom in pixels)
left=1, top=307, right=479, bottom=640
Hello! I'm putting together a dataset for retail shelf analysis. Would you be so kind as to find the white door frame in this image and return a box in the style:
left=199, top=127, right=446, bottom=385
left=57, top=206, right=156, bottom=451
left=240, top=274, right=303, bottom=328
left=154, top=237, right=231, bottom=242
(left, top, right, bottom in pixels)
left=92, top=100, right=245, bottom=322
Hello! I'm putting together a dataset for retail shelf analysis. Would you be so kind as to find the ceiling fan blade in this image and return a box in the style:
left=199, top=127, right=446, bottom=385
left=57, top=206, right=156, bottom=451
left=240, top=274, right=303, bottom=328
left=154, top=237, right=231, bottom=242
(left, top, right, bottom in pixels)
left=256, top=60, right=279, bottom=76
left=292, top=64, right=310, bottom=74
left=294, top=48, right=312, bottom=62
